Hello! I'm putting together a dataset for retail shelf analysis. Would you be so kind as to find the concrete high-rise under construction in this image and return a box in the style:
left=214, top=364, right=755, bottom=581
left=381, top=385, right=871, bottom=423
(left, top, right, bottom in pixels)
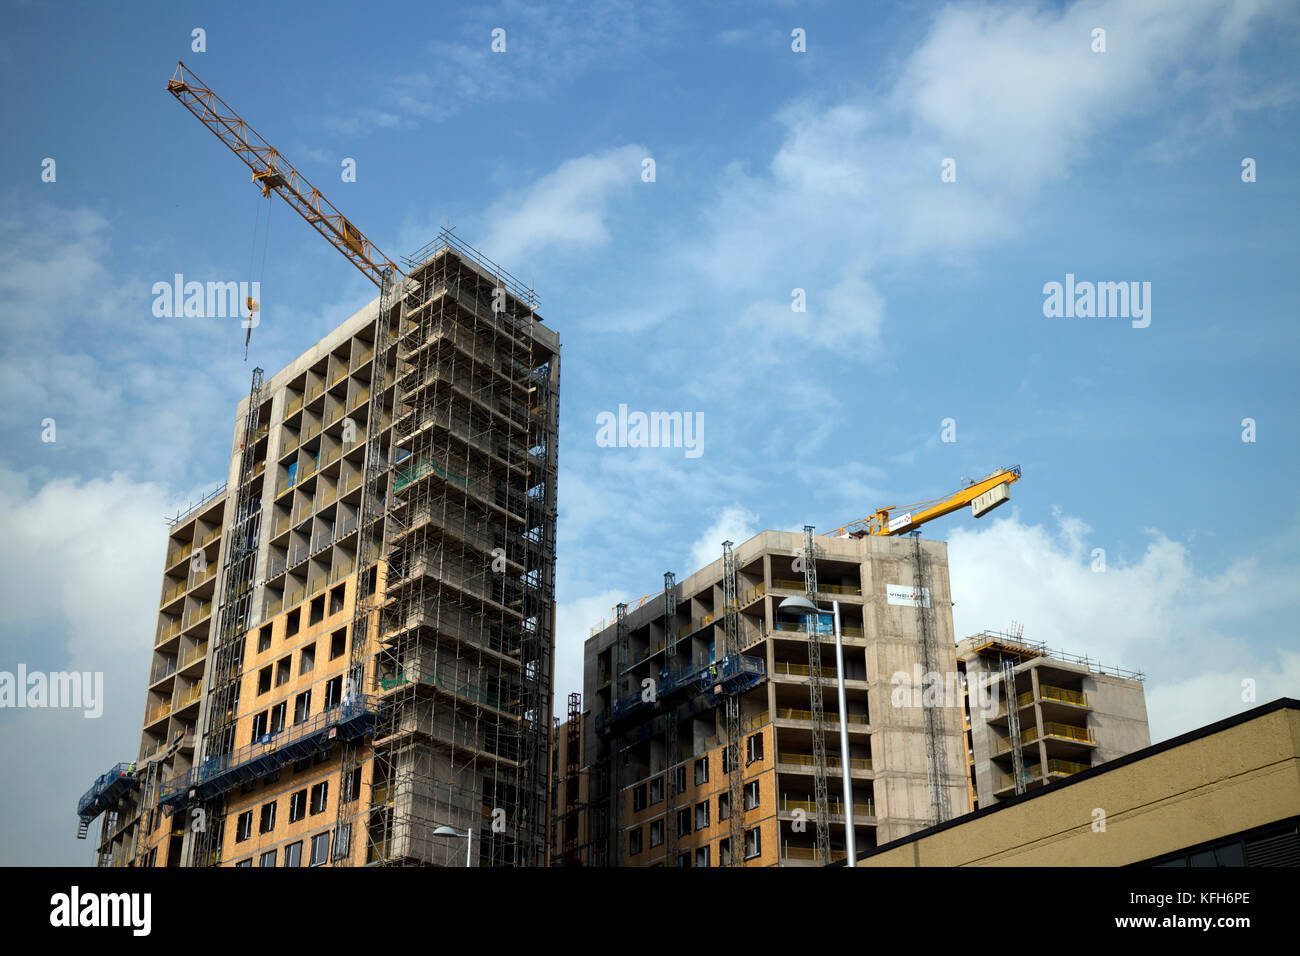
left=956, top=630, right=1149, bottom=810
left=553, top=529, right=1154, bottom=866
left=78, top=233, right=560, bottom=867
left=571, top=530, right=972, bottom=867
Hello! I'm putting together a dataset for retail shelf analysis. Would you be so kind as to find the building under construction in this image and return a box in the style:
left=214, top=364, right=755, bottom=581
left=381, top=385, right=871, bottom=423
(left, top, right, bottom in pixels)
left=570, top=529, right=971, bottom=866
left=551, top=692, right=590, bottom=866
left=956, top=629, right=1149, bottom=810
left=77, top=233, right=561, bottom=867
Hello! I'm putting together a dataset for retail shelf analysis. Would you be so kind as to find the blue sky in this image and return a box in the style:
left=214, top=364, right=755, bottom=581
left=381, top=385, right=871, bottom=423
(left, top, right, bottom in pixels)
left=1, top=0, right=1297, bottom=864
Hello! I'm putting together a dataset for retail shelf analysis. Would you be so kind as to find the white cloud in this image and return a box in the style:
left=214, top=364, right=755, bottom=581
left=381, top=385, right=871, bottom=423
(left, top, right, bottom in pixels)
left=0, top=468, right=170, bottom=864
left=0, top=201, right=276, bottom=481
left=553, top=590, right=627, bottom=706
left=688, top=505, right=760, bottom=571
left=0, top=206, right=126, bottom=334
left=480, top=145, right=647, bottom=265
left=947, top=508, right=1300, bottom=743
left=677, top=0, right=1296, bottom=363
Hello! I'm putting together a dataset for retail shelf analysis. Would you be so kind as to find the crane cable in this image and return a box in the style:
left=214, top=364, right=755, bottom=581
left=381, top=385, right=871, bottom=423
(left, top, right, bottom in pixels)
left=244, top=194, right=272, bottom=360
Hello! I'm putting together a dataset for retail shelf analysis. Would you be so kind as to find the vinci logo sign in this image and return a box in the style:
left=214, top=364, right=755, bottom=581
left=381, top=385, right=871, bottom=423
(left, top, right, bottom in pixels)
left=886, top=584, right=930, bottom=608
left=886, top=512, right=914, bottom=534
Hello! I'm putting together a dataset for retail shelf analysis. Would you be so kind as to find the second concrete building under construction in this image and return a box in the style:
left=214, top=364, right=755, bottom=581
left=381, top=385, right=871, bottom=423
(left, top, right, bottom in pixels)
left=580, top=529, right=971, bottom=866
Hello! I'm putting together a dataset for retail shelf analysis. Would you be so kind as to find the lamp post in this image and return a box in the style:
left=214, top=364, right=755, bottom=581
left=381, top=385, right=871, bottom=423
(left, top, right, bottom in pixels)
left=433, top=825, right=473, bottom=867
left=778, top=595, right=857, bottom=867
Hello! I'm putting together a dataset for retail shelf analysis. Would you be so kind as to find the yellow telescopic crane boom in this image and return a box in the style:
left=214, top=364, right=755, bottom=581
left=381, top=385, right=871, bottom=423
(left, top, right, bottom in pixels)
left=828, top=466, right=1022, bottom=537
left=166, top=61, right=400, bottom=288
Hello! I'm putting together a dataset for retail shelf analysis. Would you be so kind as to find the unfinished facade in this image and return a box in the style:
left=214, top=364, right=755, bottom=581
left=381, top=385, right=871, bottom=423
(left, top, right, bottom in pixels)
left=549, top=693, right=590, bottom=865
left=78, top=234, right=560, bottom=867
left=956, top=630, right=1149, bottom=810
left=579, top=530, right=969, bottom=867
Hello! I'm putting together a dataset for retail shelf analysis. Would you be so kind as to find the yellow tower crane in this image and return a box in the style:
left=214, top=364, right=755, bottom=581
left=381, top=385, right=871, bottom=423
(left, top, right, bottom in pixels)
left=828, top=465, right=1022, bottom=537
left=166, top=61, right=399, bottom=290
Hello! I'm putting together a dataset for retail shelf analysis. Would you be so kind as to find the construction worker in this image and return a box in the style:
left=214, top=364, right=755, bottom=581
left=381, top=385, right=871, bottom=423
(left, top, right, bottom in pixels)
left=126, top=761, right=135, bottom=776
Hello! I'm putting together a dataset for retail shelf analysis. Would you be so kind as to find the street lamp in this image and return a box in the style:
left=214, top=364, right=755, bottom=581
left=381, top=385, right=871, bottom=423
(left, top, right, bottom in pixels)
left=433, top=825, right=473, bottom=868
left=778, top=594, right=857, bottom=867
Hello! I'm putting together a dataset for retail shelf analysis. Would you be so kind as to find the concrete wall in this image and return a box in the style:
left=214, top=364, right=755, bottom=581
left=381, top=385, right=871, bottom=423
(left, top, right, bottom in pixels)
left=858, top=535, right=968, bottom=843
left=1088, top=673, right=1151, bottom=763
left=961, top=641, right=1150, bottom=807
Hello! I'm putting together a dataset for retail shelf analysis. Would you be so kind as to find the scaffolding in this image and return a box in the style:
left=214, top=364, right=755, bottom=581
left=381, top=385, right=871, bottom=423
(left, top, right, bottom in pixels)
left=802, top=526, right=832, bottom=865
left=190, top=367, right=265, bottom=866
left=721, top=541, right=743, bottom=865
left=364, top=234, right=559, bottom=867
left=561, top=692, right=582, bottom=864
left=912, top=534, right=952, bottom=826
left=587, top=754, right=613, bottom=867
left=329, top=264, right=401, bottom=865
left=660, top=572, right=679, bottom=864
left=1001, top=660, right=1027, bottom=796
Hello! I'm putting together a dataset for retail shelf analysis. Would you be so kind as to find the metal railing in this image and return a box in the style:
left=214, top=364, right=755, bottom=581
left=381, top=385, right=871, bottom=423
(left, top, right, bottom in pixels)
left=997, top=758, right=1090, bottom=790
left=150, top=659, right=177, bottom=684
left=181, top=600, right=212, bottom=629
left=994, top=722, right=1094, bottom=755
left=189, top=564, right=219, bottom=588
left=771, top=578, right=862, bottom=596
left=772, top=621, right=865, bottom=638
left=776, top=707, right=868, bottom=725
left=777, top=752, right=871, bottom=770
left=349, top=346, right=374, bottom=371
left=156, top=618, right=182, bottom=645
left=780, top=795, right=874, bottom=817
left=782, top=845, right=848, bottom=862
left=1039, top=721, right=1094, bottom=743
left=771, top=661, right=865, bottom=680
left=160, top=581, right=186, bottom=606
left=167, top=481, right=227, bottom=528
left=178, top=641, right=208, bottom=670
left=173, top=684, right=202, bottom=710
left=1037, top=685, right=1089, bottom=707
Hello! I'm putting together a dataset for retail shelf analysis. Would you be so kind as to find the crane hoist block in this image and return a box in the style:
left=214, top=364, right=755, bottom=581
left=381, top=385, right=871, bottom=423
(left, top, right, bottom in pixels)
left=971, top=481, right=1011, bottom=518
